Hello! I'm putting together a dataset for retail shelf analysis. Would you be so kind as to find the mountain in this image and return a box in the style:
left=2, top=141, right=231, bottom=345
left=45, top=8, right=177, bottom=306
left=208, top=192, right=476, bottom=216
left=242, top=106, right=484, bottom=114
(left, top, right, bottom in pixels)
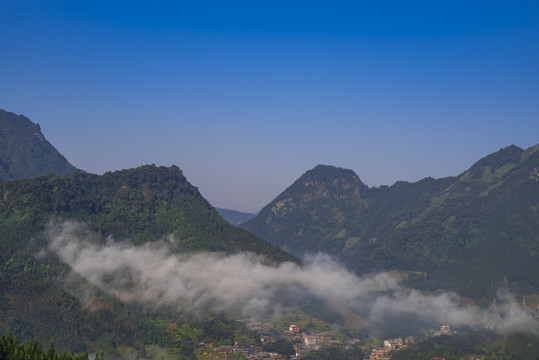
left=241, top=164, right=370, bottom=256
left=0, top=165, right=295, bottom=355
left=0, top=110, right=77, bottom=180
left=242, top=144, right=539, bottom=298
left=0, top=164, right=294, bottom=260
left=216, top=207, right=256, bottom=225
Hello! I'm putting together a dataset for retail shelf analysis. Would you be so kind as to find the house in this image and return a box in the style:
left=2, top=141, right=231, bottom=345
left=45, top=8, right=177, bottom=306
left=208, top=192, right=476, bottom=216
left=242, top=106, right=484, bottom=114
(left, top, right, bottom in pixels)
left=384, top=340, right=395, bottom=351
left=260, top=335, right=272, bottom=343
left=434, top=325, right=454, bottom=336
left=282, top=330, right=295, bottom=338
left=317, top=331, right=333, bottom=341
left=233, top=342, right=254, bottom=355
left=294, top=345, right=311, bottom=358
left=252, top=351, right=271, bottom=359
left=404, top=336, right=416, bottom=344
left=384, top=338, right=404, bottom=353
left=324, top=340, right=343, bottom=346
left=369, top=347, right=388, bottom=360
left=246, top=321, right=264, bottom=332
left=289, top=324, right=300, bottom=333
left=349, top=339, right=362, bottom=347
left=198, top=340, right=213, bottom=348
left=215, top=345, right=233, bottom=354
left=304, top=335, right=317, bottom=347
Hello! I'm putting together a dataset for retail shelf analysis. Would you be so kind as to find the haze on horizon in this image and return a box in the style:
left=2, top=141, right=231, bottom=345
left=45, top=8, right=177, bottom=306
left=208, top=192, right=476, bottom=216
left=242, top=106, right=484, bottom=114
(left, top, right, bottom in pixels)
left=1, top=1, right=538, bottom=212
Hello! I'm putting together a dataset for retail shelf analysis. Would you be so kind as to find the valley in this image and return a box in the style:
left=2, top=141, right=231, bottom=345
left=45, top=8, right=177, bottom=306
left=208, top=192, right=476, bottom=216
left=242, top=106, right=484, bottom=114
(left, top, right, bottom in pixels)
left=0, top=110, right=538, bottom=359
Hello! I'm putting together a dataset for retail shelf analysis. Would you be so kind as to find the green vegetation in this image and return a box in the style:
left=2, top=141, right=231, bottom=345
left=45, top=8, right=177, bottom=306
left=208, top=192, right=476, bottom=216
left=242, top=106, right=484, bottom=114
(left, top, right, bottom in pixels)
left=242, top=145, right=539, bottom=299
left=0, top=165, right=295, bottom=261
left=0, top=335, right=92, bottom=360
left=0, top=109, right=77, bottom=180
left=2, top=111, right=538, bottom=357
left=273, top=309, right=334, bottom=334
left=301, top=345, right=365, bottom=359
left=390, top=331, right=539, bottom=360
left=0, top=164, right=295, bottom=356
left=261, top=339, right=295, bottom=357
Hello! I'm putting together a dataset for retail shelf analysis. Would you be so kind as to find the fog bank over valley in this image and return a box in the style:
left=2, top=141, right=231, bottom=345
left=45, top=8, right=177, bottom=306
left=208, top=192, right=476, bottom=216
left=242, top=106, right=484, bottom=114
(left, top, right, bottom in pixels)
left=42, top=221, right=538, bottom=335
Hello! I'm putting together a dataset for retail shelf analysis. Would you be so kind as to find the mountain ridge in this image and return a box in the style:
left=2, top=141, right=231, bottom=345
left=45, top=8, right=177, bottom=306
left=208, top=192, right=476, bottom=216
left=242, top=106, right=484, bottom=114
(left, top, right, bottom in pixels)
left=216, top=207, right=256, bottom=226
left=242, top=143, right=539, bottom=298
left=0, top=164, right=294, bottom=261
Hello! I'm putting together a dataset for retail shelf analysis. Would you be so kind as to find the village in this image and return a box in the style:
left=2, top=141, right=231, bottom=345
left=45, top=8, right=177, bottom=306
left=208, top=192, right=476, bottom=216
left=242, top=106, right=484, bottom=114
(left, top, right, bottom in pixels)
left=194, top=320, right=457, bottom=360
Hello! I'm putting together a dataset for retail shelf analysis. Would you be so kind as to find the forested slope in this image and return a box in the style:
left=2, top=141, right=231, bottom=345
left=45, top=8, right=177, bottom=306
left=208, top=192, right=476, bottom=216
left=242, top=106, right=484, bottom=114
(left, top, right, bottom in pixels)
left=0, top=165, right=294, bottom=355
left=242, top=144, right=539, bottom=298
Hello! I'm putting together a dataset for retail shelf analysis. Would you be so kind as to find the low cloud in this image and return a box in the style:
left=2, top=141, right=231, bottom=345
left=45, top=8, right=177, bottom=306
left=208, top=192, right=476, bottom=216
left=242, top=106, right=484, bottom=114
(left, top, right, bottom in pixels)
left=43, top=221, right=538, bottom=334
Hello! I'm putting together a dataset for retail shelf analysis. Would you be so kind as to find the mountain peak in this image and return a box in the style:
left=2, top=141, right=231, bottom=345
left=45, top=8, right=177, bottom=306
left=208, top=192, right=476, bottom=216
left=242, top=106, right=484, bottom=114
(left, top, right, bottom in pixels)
left=241, top=164, right=368, bottom=257
left=472, top=145, right=523, bottom=169
left=282, top=164, right=367, bottom=204
left=308, top=164, right=361, bottom=178
left=0, top=109, right=77, bottom=180
left=458, top=145, right=524, bottom=184
left=300, top=164, right=365, bottom=189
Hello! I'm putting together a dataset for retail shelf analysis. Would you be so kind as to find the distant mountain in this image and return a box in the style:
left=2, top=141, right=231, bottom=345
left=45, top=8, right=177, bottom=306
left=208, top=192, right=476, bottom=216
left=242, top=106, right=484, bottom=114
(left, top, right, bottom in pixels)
left=242, top=144, right=539, bottom=298
left=0, top=110, right=77, bottom=180
left=0, top=165, right=295, bottom=354
left=216, top=207, right=256, bottom=225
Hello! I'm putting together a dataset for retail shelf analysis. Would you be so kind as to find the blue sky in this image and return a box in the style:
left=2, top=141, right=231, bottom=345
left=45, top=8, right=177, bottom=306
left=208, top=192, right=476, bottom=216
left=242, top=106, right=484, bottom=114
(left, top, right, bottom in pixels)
left=1, top=1, right=538, bottom=212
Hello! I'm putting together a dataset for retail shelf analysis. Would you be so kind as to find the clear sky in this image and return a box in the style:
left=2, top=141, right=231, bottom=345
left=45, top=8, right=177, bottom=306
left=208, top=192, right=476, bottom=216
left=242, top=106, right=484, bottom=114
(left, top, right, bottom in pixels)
left=1, top=1, right=538, bottom=212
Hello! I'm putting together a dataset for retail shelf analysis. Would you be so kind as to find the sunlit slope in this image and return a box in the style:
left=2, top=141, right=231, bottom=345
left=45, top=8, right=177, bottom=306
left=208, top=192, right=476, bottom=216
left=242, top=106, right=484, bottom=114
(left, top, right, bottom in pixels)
left=242, top=144, right=539, bottom=297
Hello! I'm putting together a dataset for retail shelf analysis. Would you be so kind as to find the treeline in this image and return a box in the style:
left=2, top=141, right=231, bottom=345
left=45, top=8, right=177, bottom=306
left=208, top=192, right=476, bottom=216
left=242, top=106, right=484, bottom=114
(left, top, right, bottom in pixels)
left=0, top=335, right=94, bottom=360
